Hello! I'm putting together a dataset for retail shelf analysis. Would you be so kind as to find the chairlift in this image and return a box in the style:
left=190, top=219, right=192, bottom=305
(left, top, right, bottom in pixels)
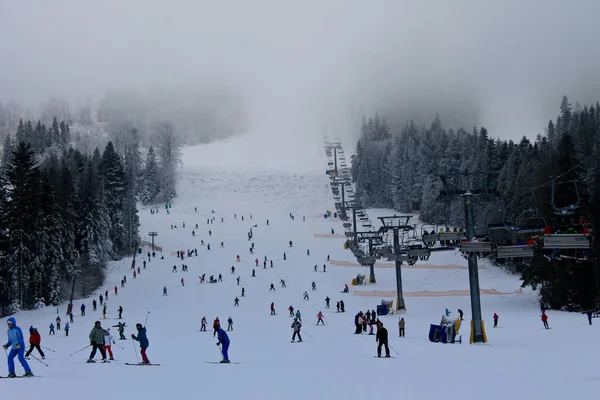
left=496, top=245, right=534, bottom=259
left=542, top=234, right=590, bottom=250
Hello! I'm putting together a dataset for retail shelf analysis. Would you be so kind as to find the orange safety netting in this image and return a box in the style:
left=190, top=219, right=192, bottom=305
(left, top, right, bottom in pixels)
left=329, top=260, right=485, bottom=270
left=314, top=234, right=346, bottom=238
left=353, top=288, right=523, bottom=298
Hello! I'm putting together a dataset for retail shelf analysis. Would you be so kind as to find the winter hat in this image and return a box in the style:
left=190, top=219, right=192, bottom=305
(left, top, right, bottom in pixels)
left=136, top=323, right=142, bottom=329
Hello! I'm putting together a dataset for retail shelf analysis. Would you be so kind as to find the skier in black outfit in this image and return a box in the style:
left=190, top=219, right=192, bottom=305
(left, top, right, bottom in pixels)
left=376, top=323, right=390, bottom=357
left=291, top=318, right=302, bottom=342
left=325, top=297, right=330, bottom=308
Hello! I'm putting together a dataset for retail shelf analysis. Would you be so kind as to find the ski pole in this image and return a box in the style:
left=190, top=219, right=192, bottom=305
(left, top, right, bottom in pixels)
left=70, top=345, right=91, bottom=356
left=388, top=344, right=399, bottom=355
left=29, top=354, right=49, bottom=367
left=112, top=341, right=125, bottom=350
left=144, top=311, right=150, bottom=327
left=216, top=343, right=223, bottom=361
left=301, top=329, right=313, bottom=338
left=40, top=346, right=55, bottom=352
left=132, top=338, right=140, bottom=364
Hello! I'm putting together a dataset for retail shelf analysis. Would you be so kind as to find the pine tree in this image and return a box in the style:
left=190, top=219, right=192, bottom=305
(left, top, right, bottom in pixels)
left=99, top=142, right=126, bottom=256
left=141, top=146, right=160, bottom=204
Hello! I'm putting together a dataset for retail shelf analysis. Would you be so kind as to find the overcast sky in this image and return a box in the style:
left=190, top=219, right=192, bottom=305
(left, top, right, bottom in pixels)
left=1, top=0, right=600, bottom=142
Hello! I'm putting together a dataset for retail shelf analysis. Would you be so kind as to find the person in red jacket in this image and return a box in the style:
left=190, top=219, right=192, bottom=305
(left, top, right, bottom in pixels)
left=316, top=311, right=325, bottom=326
left=493, top=313, right=499, bottom=327
left=213, top=317, right=220, bottom=337
left=25, top=328, right=45, bottom=360
left=541, top=311, right=550, bottom=329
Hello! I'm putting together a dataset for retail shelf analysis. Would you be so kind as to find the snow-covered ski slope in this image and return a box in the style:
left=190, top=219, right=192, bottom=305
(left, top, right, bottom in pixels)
left=3, top=132, right=599, bottom=400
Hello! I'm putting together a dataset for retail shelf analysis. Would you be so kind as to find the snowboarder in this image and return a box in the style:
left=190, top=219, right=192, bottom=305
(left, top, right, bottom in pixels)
left=269, top=283, right=276, bottom=292
left=104, top=329, right=115, bottom=360
left=376, top=322, right=390, bottom=357
left=200, top=317, right=207, bottom=332
left=118, top=306, right=123, bottom=319
left=81, top=303, right=86, bottom=316
left=270, top=302, right=276, bottom=315
left=3, top=318, right=33, bottom=377
left=316, top=312, right=325, bottom=326
left=234, top=297, right=240, bottom=306
left=398, top=318, right=405, bottom=337
left=25, top=327, right=45, bottom=360
left=325, top=297, right=330, bottom=308
left=541, top=311, right=549, bottom=329
left=227, top=317, right=233, bottom=331
left=493, top=313, right=499, bottom=327
left=303, top=291, right=309, bottom=300
left=131, top=323, right=150, bottom=364
left=88, top=321, right=108, bottom=363
left=291, top=318, right=302, bottom=342
left=216, top=327, right=230, bottom=363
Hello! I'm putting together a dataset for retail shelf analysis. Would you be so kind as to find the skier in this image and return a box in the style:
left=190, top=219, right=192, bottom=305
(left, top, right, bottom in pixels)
left=118, top=306, right=123, bottom=319
left=227, top=317, right=233, bottom=331
left=303, top=291, right=309, bottom=300
left=252, top=269, right=256, bottom=277
left=163, top=286, right=168, bottom=296
left=255, top=258, right=259, bottom=267
left=307, top=249, right=310, bottom=256
left=291, top=318, right=302, bottom=342
left=87, top=321, right=108, bottom=363
left=237, top=276, right=240, bottom=285
left=280, top=279, right=286, bottom=288
left=270, top=260, right=273, bottom=268
left=121, top=279, right=125, bottom=288
left=376, top=322, right=390, bottom=358
left=216, top=326, right=230, bottom=363
left=143, top=260, right=146, bottom=269
left=295, top=310, right=302, bottom=321
left=231, top=266, right=235, bottom=274
left=200, top=317, right=207, bottom=332
left=270, top=302, right=276, bottom=315
left=316, top=311, right=325, bottom=326
left=241, top=288, right=245, bottom=297
left=493, top=313, right=499, bottom=327
left=325, top=297, right=330, bottom=308
left=289, top=240, right=293, bottom=247
left=114, top=285, right=118, bottom=295
left=323, top=264, right=326, bottom=272
left=311, top=281, right=316, bottom=291
left=133, top=270, right=137, bottom=279
left=354, top=312, right=363, bottom=334
left=49, top=323, right=55, bottom=335
left=104, top=329, right=115, bottom=360
left=283, top=253, right=286, bottom=260
left=181, top=278, right=185, bottom=286
left=398, top=317, right=405, bottom=337
left=336, top=302, right=340, bottom=312
left=263, top=260, right=267, bottom=269
left=25, top=327, right=45, bottom=360
left=458, top=309, right=464, bottom=321
left=131, top=323, right=150, bottom=364
left=340, top=300, right=345, bottom=312
left=314, top=265, right=318, bottom=272
left=99, top=294, right=103, bottom=305
left=289, top=305, right=294, bottom=317
left=69, top=311, right=74, bottom=323
left=64, top=322, right=70, bottom=336
left=3, top=318, right=33, bottom=377
left=102, top=304, right=107, bottom=319
left=56, top=316, right=61, bottom=331
left=587, top=311, right=593, bottom=326
left=327, top=255, right=330, bottom=261
left=234, top=297, right=240, bottom=306
left=269, top=283, right=276, bottom=292
left=541, top=311, right=549, bottom=329
left=218, top=274, right=222, bottom=282
left=105, top=290, right=109, bottom=300
left=213, top=318, right=221, bottom=336
left=172, top=265, right=178, bottom=273
left=113, top=322, right=126, bottom=340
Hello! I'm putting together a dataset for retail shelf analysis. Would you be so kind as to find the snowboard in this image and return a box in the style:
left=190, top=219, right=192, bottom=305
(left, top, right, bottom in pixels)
left=205, top=361, right=240, bottom=365
left=125, top=363, right=161, bottom=366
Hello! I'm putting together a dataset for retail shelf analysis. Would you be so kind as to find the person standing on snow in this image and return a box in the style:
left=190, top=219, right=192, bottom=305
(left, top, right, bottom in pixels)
left=213, top=318, right=221, bottom=336
left=104, top=329, right=115, bottom=360
left=289, top=305, right=294, bottom=317
left=303, top=291, right=309, bottom=300
left=398, top=318, right=405, bottom=337
left=316, top=312, right=325, bottom=326
left=88, top=321, right=107, bottom=363
left=216, top=327, right=231, bottom=363
left=291, top=318, right=302, bottom=342
left=376, top=322, right=391, bottom=358
left=234, top=297, right=240, bottom=306
left=325, top=297, right=330, bottom=308
left=227, top=317, right=233, bottom=331
left=3, top=318, right=33, bottom=377
left=131, top=323, right=150, bottom=364
left=81, top=303, right=86, bottom=316
left=493, top=313, right=499, bottom=327
left=270, top=302, right=276, bottom=315
left=541, top=311, right=550, bottom=329
left=118, top=306, right=123, bottom=319
left=200, top=317, right=207, bottom=332
left=25, top=327, right=45, bottom=360
left=49, top=323, right=55, bottom=335
left=295, top=310, right=302, bottom=321
left=113, top=322, right=126, bottom=340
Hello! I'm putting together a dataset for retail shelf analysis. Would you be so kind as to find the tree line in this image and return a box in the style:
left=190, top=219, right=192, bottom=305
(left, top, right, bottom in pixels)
left=351, top=96, right=600, bottom=310
left=0, top=117, right=181, bottom=316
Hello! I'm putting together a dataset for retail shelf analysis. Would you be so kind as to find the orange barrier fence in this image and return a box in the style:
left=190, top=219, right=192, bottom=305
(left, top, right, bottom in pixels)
left=353, top=288, right=523, bottom=298
left=329, top=260, right=485, bottom=270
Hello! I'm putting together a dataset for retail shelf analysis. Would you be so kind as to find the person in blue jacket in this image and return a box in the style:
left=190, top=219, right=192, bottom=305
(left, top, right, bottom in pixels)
left=3, top=318, right=33, bottom=378
left=216, top=327, right=230, bottom=363
left=131, top=323, right=150, bottom=364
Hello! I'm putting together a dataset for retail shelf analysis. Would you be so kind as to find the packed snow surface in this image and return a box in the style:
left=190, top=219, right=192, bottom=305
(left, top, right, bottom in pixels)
left=2, top=133, right=598, bottom=400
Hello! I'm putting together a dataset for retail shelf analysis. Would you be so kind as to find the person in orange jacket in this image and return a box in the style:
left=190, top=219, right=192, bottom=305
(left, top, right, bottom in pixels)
left=541, top=311, right=549, bottom=329
left=25, top=328, right=45, bottom=359
left=316, top=311, right=325, bottom=326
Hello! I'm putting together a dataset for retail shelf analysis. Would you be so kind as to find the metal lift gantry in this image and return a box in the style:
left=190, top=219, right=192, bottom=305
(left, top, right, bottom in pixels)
left=324, top=141, right=344, bottom=178
left=355, top=231, right=385, bottom=284
left=377, top=215, right=415, bottom=311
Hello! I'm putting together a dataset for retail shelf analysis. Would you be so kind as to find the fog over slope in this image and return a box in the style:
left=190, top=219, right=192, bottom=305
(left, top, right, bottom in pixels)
left=1, top=0, right=599, bottom=144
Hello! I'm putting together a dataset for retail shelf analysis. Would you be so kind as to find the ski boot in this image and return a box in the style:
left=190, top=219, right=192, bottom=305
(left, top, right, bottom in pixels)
left=7, top=372, right=16, bottom=378
left=219, top=360, right=230, bottom=363
left=101, top=358, right=109, bottom=363
left=86, top=359, right=96, bottom=363
left=23, top=372, right=34, bottom=377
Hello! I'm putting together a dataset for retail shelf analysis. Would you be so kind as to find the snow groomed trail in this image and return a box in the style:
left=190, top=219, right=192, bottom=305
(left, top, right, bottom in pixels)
left=2, top=134, right=599, bottom=400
